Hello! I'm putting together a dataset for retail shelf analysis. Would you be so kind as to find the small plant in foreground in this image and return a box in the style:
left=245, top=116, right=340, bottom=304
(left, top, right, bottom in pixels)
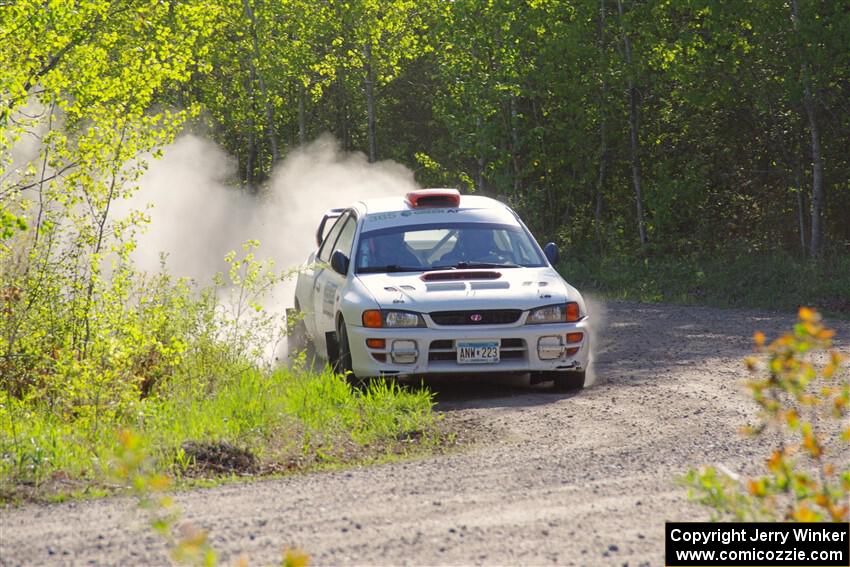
left=686, top=307, right=849, bottom=521
left=111, top=429, right=217, bottom=566
left=111, top=430, right=310, bottom=567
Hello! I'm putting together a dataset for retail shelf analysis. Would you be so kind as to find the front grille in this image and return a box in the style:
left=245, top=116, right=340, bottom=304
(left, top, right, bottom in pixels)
left=429, top=309, right=522, bottom=326
left=428, top=338, right=527, bottom=362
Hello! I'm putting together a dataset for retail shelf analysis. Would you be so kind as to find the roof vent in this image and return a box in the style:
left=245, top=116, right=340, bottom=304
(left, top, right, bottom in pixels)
left=405, top=188, right=461, bottom=208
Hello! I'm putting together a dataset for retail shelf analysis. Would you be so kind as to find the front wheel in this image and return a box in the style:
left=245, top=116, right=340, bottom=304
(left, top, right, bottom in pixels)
left=553, top=370, right=585, bottom=392
left=335, top=320, right=374, bottom=389
left=334, top=320, right=354, bottom=376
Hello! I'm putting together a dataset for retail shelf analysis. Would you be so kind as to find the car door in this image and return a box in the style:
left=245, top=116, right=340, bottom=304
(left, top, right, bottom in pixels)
left=304, top=212, right=348, bottom=342
left=312, top=211, right=357, bottom=353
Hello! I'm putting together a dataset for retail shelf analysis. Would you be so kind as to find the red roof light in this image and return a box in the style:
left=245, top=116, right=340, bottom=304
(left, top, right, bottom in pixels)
left=405, top=188, right=461, bottom=208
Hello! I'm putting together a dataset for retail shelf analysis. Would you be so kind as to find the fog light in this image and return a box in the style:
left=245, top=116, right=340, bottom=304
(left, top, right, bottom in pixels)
left=366, top=338, right=386, bottom=349
left=537, top=336, right=565, bottom=360
left=566, top=332, right=583, bottom=344
left=391, top=340, right=418, bottom=364
left=566, top=347, right=579, bottom=356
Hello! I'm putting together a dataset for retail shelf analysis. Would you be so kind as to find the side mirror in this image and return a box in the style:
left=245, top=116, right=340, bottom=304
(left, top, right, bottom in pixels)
left=330, top=250, right=350, bottom=275
left=543, top=242, right=560, bottom=265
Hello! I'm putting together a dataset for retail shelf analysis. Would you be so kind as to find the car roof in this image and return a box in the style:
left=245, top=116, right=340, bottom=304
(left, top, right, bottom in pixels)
left=356, top=194, right=507, bottom=214
left=351, top=193, right=523, bottom=232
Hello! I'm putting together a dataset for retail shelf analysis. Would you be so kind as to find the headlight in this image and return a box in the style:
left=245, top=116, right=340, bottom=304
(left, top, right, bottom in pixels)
left=527, top=302, right=581, bottom=324
left=385, top=311, right=423, bottom=327
left=362, top=309, right=425, bottom=328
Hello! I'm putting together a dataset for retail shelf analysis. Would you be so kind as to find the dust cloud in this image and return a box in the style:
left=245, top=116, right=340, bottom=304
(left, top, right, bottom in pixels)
left=584, top=294, right=608, bottom=387
left=128, top=133, right=418, bottom=286
left=122, top=134, right=419, bottom=362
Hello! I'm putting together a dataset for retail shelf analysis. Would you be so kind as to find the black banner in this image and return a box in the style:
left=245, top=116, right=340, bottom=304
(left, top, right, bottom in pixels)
left=665, top=522, right=849, bottom=566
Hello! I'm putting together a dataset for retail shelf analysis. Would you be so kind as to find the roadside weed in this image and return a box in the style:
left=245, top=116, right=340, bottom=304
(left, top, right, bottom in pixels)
left=0, top=242, right=438, bottom=501
left=686, top=307, right=848, bottom=521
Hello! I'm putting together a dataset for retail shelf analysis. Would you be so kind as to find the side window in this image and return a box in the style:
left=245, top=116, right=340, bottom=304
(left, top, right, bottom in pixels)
left=508, top=231, right=538, bottom=264
left=333, top=216, right=357, bottom=257
left=317, top=212, right=349, bottom=262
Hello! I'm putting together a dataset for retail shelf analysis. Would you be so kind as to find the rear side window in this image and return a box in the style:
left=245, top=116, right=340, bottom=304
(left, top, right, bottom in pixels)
left=333, top=217, right=357, bottom=257
left=318, top=212, right=349, bottom=262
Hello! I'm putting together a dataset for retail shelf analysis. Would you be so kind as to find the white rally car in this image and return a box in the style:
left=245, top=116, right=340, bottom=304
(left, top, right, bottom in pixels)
left=289, top=189, right=590, bottom=390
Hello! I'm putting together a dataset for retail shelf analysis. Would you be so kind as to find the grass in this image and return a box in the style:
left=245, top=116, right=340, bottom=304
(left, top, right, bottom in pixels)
left=559, top=249, right=850, bottom=317
left=0, top=366, right=441, bottom=504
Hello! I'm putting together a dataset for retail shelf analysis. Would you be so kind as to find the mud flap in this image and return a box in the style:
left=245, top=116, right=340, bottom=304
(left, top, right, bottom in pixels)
left=325, top=331, right=339, bottom=369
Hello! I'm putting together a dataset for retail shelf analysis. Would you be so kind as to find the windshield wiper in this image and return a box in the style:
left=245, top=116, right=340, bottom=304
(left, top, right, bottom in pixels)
left=358, top=265, right=423, bottom=273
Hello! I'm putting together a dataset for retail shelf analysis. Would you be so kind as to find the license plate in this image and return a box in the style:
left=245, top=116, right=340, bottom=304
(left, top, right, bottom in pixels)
left=456, top=340, right=500, bottom=364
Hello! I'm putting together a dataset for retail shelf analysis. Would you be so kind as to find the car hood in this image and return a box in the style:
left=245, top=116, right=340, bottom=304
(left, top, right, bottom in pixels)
left=355, top=267, right=581, bottom=313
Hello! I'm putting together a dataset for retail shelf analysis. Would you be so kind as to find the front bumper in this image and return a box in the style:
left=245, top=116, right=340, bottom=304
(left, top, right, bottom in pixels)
left=346, top=318, right=591, bottom=377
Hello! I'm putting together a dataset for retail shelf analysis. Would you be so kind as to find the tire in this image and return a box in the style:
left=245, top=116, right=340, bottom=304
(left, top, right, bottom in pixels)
left=336, top=320, right=373, bottom=389
left=335, top=319, right=354, bottom=376
left=553, top=370, right=585, bottom=392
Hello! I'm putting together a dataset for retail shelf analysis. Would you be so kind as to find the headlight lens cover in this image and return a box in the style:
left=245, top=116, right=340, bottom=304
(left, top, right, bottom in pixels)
left=362, top=309, right=425, bottom=328
left=385, top=310, right=424, bottom=327
left=527, top=302, right=581, bottom=324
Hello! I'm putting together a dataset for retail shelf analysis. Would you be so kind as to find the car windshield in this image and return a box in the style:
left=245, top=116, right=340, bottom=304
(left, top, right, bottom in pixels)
left=355, top=222, right=546, bottom=273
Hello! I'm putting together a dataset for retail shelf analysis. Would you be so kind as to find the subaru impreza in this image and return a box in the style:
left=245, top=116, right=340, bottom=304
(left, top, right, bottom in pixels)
left=289, top=189, right=590, bottom=390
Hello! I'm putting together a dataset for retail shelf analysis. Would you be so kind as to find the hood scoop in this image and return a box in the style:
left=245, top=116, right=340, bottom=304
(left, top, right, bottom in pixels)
left=425, top=282, right=466, bottom=291
left=470, top=281, right=509, bottom=290
left=420, top=270, right=502, bottom=282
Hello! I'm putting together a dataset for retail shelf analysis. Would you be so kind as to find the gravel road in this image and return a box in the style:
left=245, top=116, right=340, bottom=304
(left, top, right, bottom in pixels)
left=2, top=301, right=848, bottom=566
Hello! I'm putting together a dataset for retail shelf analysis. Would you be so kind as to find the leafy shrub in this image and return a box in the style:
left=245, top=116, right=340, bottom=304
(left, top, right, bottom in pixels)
left=686, top=307, right=848, bottom=521
left=1, top=228, right=437, bottom=499
left=1, top=358, right=437, bottom=497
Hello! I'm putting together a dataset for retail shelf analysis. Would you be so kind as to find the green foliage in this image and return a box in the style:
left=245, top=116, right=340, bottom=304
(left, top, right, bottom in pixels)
left=191, top=0, right=430, bottom=180
left=1, top=1, right=441, bottom=503
left=1, top=0, right=220, bottom=240
left=183, top=0, right=850, bottom=258
left=2, top=359, right=437, bottom=500
left=559, top=249, right=850, bottom=316
left=111, top=429, right=312, bottom=567
left=8, top=0, right=850, bottom=258
left=686, top=308, right=849, bottom=521
left=0, top=238, right=437, bottom=499
left=110, top=430, right=218, bottom=567
left=0, top=0, right=232, bottom=471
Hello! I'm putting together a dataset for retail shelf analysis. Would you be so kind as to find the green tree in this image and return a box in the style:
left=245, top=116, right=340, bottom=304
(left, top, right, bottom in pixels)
left=0, top=0, right=220, bottom=403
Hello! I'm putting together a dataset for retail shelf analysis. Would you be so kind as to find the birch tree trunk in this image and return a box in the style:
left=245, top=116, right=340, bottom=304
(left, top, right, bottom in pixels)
left=243, top=0, right=278, bottom=163
left=510, top=95, right=521, bottom=196
left=364, top=42, right=377, bottom=163
left=476, top=115, right=485, bottom=192
left=245, top=64, right=257, bottom=184
left=298, top=82, right=306, bottom=146
left=617, top=0, right=647, bottom=248
left=790, top=0, right=824, bottom=258
left=594, top=0, right=608, bottom=248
